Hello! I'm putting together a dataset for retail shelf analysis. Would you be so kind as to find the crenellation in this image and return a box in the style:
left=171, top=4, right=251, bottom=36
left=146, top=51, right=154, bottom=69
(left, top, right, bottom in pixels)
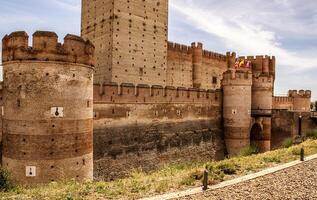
left=191, top=42, right=203, bottom=49
left=288, top=89, right=312, bottom=98
left=32, top=31, right=58, bottom=51
left=2, top=31, right=29, bottom=50
left=226, top=52, right=236, bottom=69
left=203, top=50, right=226, bottom=61
left=93, top=82, right=220, bottom=105
left=167, top=41, right=192, bottom=54
left=2, top=31, right=95, bottom=66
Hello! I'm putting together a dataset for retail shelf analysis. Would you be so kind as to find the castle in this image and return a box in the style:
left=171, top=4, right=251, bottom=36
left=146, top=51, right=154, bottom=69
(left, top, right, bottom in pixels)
left=0, top=0, right=316, bottom=184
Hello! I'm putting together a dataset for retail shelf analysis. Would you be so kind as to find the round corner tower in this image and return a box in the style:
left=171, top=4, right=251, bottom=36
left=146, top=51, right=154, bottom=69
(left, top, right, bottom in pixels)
left=222, top=67, right=252, bottom=156
left=289, top=90, right=312, bottom=112
left=1, top=31, right=95, bottom=185
left=251, top=55, right=274, bottom=152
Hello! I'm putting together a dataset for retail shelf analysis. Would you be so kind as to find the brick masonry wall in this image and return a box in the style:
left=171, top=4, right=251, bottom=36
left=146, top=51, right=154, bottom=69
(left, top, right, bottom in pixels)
left=93, top=84, right=224, bottom=180
left=167, top=43, right=193, bottom=88
left=82, top=0, right=168, bottom=86
left=271, top=110, right=316, bottom=149
left=166, top=42, right=227, bottom=90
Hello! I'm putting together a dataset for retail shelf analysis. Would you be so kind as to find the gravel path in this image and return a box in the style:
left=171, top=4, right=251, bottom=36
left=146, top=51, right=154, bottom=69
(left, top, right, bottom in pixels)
left=180, top=159, right=317, bottom=200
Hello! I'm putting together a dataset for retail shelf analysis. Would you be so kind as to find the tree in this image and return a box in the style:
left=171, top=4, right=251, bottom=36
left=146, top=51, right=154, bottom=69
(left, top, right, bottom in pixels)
left=311, top=102, right=314, bottom=111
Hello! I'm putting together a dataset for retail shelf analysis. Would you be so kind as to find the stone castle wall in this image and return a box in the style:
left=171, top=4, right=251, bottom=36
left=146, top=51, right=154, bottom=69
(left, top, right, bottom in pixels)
left=167, top=42, right=227, bottom=89
left=271, top=110, right=316, bottom=148
left=273, top=90, right=311, bottom=112
left=92, top=83, right=224, bottom=180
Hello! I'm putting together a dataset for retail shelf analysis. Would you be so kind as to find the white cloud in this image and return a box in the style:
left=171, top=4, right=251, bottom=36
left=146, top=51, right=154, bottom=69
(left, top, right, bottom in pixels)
left=52, top=0, right=81, bottom=12
left=170, top=0, right=317, bottom=72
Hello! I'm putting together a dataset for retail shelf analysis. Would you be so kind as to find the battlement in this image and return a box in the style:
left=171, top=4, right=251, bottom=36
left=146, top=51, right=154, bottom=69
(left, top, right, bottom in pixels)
left=167, top=41, right=192, bottom=54
left=2, top=31, right=95, bottom=66
left=288, top=90, right=312, bottom=98
left=222, top=69, right=252, bottom=86
left=273, top=96, right=293, bottom=103
left=252, top=74, right=274, bottom=84
left=203, top=50, right=226, bottom=61
left=94, top=82, right=221, bottom=104
left=191, top=42, right=203, bottom=49
left=240, top=55, right=276, bottom=75
left=226, top=52, right=237, bottom=69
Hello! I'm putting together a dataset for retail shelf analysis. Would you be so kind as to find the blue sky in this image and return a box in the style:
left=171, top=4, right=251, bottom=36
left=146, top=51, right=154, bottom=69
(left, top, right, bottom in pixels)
left=0, top=0, right=316, bottom=100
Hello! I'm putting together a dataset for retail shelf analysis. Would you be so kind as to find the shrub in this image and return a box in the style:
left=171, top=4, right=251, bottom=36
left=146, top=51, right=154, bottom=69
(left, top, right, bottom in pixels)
left=291, top=147, right=301, bottom=155
left=205, top=162, right=239, bottom=179
left=214, top=162, right=239, bottom=175
left=238, top=146, right=258, bottom=157
left=282, top=138, right=293, bottom=148
left=263, top=156, right=281, bottom=163
left=0, top=167, right=13, bottom=192
left=306, top=129, right=317, bottom=139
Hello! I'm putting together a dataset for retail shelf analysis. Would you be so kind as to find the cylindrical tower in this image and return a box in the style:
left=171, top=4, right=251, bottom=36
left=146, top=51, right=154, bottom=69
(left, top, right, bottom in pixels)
left=289, top=90, right=312, bottom=112
left=251, top=74, right=274, bottom=152
left=192, top=42, right=203, bottom=88
left=1, top=31, right=95, bottom=185
left=222, top=69, right=252, bottom=156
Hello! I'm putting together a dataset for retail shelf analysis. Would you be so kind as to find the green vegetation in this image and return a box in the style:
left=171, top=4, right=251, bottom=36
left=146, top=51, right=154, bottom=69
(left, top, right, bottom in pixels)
left=306, top=129, right=317, bottom=139
left=1, top=139, right=317, bottom=200
left=0, top=167, right=13, bottom=192
left=282, top=138, right=293, bottom=148
left=238, top=145, right=258, bottom=157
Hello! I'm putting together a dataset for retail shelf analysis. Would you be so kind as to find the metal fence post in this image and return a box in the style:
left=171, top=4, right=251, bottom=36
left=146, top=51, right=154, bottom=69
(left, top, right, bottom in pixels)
left=202, top=169, right=208, bottom=191
left=300, top=148, right=305, bottom=161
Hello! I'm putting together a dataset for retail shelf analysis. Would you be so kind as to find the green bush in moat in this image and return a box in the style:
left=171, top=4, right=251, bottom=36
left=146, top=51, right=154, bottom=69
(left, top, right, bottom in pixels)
left=0, top=167, right=13, bottom=192
left=238, top=145, right=258, bottom=157
left=282, top=138, right=293, bottom=148
left=306, top=129, right=317, bottom=139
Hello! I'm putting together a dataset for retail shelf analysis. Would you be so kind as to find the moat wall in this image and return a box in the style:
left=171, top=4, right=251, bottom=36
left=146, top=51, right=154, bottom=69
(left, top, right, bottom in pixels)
left=93, top=83, right=224, bottom=180
left=271, top=110, right=316, bottom=149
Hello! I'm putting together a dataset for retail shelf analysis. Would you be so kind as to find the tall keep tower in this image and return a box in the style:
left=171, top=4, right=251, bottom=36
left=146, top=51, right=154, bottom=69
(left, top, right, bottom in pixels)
left=81, top=0, right=168, bottom=86
left=1, top=31, right=94, bottom=184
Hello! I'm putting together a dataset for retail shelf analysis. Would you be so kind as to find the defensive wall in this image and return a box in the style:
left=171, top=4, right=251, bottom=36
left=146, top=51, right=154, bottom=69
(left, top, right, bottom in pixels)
left=273, top=90, right=311, bottom=112
left=271, top=110, right=316, bottom=149
left=93, top=83, right=224, bottom=180
left=167, top=42, right=227, bottom=89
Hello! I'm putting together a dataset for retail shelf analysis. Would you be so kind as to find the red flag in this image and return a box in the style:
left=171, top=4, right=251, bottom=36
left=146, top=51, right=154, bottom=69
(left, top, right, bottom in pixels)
left=234, top=60, right=239, bottom=68
left=246, top=60, right=251, bottom=68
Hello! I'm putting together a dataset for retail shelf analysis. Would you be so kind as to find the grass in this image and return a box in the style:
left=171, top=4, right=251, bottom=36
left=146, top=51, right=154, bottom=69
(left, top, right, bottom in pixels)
left=1, top=139, right=317, bottom=200
left=0, top=167, right=13, bottom=192
left=306, top=129, right=317, bottom=139
left=238, top=145, right=258, bottom=157
left=282, top=138, right=293, bottom=148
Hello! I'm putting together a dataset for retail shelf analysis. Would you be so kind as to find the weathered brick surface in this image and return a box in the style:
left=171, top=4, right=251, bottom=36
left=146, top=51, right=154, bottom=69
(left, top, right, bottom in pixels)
left=82, top=0, right=168, bottom=86
left=94, top=120, right=224, bottom=180
left=93, top=83, right=224, bottom=180
left=1, top=31, right=94, bottom=185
